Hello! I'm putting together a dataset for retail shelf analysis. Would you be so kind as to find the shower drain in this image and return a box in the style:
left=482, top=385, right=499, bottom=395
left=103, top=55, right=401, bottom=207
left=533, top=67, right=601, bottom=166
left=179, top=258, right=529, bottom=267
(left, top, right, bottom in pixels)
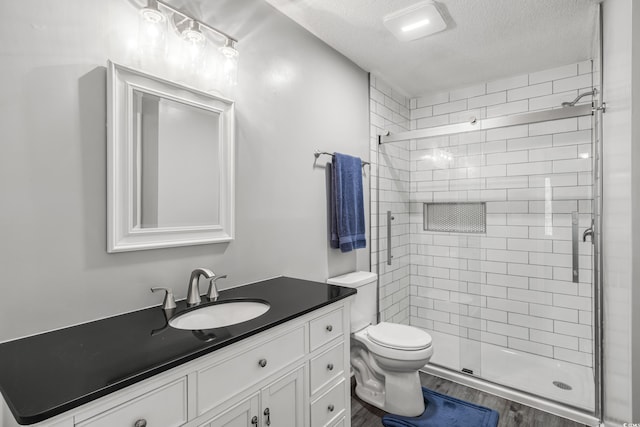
left=553, top=381, right=573, bottom=391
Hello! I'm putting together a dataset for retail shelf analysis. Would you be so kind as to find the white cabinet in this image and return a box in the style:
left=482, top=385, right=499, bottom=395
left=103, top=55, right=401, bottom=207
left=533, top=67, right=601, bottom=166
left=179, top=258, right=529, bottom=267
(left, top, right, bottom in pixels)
left=204, top=366, right=304, bottom=427
left=2, top=299, right=352, bottom=427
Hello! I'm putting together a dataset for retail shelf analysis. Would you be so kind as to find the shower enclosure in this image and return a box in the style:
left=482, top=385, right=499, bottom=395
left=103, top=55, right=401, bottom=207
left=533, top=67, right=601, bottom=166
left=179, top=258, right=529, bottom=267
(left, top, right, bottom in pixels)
left=370, top=55, right=603, bottom=424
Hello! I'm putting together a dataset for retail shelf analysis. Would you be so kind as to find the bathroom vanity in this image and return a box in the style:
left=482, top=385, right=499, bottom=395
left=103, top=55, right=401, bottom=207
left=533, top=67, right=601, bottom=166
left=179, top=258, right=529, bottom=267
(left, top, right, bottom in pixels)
left=0, top=277, right=355, bottom=427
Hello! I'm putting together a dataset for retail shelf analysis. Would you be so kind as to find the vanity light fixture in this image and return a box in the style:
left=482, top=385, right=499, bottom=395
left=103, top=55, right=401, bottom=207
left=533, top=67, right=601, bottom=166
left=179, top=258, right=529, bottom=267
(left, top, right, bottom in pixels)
left=383, top=1, right=447, bottom=42
left=136, top=0, right=239, bottom=86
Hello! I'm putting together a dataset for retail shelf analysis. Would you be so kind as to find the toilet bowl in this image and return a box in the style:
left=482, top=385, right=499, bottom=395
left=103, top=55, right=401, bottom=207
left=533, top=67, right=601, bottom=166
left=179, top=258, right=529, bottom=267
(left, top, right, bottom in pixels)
left=327, top=272, right=434, bottom=417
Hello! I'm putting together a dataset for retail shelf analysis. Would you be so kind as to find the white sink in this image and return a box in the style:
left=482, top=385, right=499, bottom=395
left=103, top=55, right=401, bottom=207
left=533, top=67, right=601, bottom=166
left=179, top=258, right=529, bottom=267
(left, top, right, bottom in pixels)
left=169, top=300, right=270, bottom=330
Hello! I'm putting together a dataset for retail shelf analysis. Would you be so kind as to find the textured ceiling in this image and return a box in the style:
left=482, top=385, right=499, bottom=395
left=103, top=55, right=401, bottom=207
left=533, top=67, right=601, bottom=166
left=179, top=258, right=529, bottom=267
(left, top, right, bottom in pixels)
left=263, top=0, right=599, bottom=97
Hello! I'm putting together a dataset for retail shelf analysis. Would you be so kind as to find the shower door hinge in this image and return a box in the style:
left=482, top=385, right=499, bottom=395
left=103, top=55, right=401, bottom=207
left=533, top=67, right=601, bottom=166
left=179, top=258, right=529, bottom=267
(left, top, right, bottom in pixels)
left=593, top=102, right=606, bottom=113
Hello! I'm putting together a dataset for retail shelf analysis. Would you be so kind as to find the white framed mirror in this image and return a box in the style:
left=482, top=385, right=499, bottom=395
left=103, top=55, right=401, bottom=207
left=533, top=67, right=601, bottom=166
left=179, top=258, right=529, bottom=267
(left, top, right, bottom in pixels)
left=107, top=61, right=234, bottom=252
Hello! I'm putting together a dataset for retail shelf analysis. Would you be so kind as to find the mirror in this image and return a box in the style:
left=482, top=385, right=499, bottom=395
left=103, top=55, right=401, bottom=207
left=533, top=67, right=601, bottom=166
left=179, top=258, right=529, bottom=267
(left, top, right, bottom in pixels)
left=107, top=61, right=234, bottom=252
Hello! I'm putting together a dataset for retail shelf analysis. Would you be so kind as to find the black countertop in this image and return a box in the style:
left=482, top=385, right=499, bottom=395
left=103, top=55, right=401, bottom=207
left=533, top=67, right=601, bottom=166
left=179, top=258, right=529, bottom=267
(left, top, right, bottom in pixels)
left=0, top=277, right=356, bottom=425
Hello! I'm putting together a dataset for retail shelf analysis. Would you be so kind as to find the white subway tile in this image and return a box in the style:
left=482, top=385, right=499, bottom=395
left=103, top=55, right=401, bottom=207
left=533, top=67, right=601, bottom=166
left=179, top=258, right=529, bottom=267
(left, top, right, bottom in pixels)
left=468, top=91, right=507, bottom=109
left=486, top=151, right=528, bottom=165
left=410, top=98, right=417, bottom=109
left=433, top=168, right=467, bottom=180
left=554, top=294, right=592, bottom=311
left=529, top=200, right=577, bottom=214
left=467, top=140, right=507, bottom=155
left=487, top=297, right=529, bottom=314
left=487, top=124, right=529, bottom=141
left=507, top=213, right=546, bottom=226
left=553, top=129, right=591, bottom=146
left=554, top=347, right=592, bottom=366
left=578, top=115, right=593, bottom=131
left=416, top=114, right=449, bottom=129
left=486, top=201, right=529, bottom=213
left=553, top=186, right=592, bottom=200
left=507, top=135, right=553, bottom=151
left=529, top=278, right=578, bottom=295
left=481, top=331, right=508, bottom=347
left=530, top=252, right=571, bottom=268
left=486, top=249, right=529, bottom=264
left=487, top=74, right=529, bottom=93
left=467, top=259, right=507, bottom=274
left=449, top=178, right=484, bottom=191
left=530, top=329, right=579, bottom=350
left=529, top=118, right=578, bottom=136
left=487, top=321, right=529, bottom=339
left=449, top=108, right=485, bottom=125
left=529, top=146, right=577, bottom=162
left=486, top=225, right=529, bottom=238
left=553, top=74, right=593, bottom=93
left=486, top=176, right=529, bottom=189
left=433, top=99, right=468, bottom=116
left=506, top=161, right=553, bottom=176
left=508, top=337, right=554, bottom=358
left=509, top=313, right=554, bottom=331
left=507, top=187, right=546, bottom=200
left=508, top=82, right=552, bottom=101
left=450, top=83, right=486, bottom=101
left=417, top=180, right=449, bottom=192
left=416, top=135, right=450, bottom=149
left=433, top=321, right=463, bottom=336
left=416, top=91, right=449, bottom=108
left=528, top=173, right=578, bottom=188
left=508, top=238, right=553, bottom=252
left=411, top=105, right=433, bottom=120
left=418, top=307, right=450, bottom=323
left=480, top=307, right=508, bottom=323
left=554, top=320, right=592, bottom=339
left=509, top=288, right=553, bottom=305
left=468, top=165, right=507, bottom=178
left=579, top=338, right=592, bottom=353
left=553, top=158, right=592, bottom=173
left=451, top=130, right=486, bottom=145
left=486, top=100, right=529, bottom=117
left=529, top=64, right=577, bottom=84
left=486, top=273, right=529, bottom=289
left=530, top=303, right=578, bottom=322
left=508, top=263, right=553, bottom=279
left=529, top=226, right=572, bottom=240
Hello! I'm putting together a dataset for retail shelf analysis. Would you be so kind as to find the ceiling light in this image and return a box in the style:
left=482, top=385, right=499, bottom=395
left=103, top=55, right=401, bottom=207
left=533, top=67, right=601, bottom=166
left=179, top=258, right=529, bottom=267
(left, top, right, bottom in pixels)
left=384, top=1, right=447, bottom=42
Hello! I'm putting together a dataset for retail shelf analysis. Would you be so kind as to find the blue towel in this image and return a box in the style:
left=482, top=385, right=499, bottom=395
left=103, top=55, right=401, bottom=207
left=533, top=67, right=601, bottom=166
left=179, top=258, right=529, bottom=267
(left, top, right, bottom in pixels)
left=382, top=387, right=499, bottom=427
left=332, top=153, right=366, bottom=252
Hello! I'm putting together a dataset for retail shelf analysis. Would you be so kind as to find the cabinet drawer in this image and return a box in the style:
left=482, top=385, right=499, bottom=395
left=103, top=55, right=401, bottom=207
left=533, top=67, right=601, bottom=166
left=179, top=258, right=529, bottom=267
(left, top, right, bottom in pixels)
left=310, top=379, right=345, bottom=427
left=76, top=377, right=187, bottom=427
left=197, top=326, right=305, bottom=415
left=330, top=416, right=346, bottom=427
left=309, top=308, right=343, bottom=351
left=310, top=342, right=344, bottom=395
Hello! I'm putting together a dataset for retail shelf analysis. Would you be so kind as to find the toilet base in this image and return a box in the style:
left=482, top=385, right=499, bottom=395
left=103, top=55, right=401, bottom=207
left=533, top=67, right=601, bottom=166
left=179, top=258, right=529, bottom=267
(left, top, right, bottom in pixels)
left=351, top=343, right=426, bottom=417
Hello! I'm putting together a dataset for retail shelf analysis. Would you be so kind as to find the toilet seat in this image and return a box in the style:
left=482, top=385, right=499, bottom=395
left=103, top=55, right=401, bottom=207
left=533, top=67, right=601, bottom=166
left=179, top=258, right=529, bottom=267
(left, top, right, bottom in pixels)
left=367, top=322, right=432, bottom=350
left=353, top=323, right=433, bottom=362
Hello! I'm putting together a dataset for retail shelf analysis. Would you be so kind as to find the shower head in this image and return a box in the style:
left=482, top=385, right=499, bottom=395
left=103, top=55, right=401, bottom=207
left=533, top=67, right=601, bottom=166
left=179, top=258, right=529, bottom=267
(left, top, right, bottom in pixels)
left=561, top=88, right=597, bottom=107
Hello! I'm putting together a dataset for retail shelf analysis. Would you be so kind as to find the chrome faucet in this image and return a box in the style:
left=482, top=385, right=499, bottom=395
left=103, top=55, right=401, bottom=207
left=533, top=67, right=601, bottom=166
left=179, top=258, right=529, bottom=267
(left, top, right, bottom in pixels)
left=207, top=274, right=227, bottom=301
left=186, top=268, right=216, bottom=306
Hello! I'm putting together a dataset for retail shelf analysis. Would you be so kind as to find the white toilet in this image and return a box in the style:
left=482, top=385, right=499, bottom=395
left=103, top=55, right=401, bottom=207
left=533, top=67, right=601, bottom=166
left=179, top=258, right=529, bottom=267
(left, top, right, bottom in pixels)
left=327, top=271, right=433, bottom=417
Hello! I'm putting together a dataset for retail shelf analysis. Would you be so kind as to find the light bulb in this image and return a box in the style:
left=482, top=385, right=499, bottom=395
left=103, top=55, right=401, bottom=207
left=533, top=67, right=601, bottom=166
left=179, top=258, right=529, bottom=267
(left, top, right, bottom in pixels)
left=219, top=40, right=239, bottom=86
left=138, top=1, right=167, bottom=66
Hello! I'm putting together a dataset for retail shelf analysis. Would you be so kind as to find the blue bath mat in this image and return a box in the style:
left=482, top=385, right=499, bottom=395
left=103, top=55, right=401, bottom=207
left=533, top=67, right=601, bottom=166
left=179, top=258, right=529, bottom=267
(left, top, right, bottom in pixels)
left=381, top=387, right=499, bottom=427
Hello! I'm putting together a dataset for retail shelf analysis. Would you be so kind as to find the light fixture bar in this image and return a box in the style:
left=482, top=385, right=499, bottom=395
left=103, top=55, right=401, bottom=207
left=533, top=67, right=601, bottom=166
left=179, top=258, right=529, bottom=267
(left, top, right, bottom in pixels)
left=154, top=0, right=237, bottom=44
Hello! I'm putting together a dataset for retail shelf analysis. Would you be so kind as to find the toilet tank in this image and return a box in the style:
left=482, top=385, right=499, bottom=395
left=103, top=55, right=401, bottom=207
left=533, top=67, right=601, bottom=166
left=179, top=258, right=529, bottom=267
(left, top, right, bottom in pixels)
left=327, top=271, right=377, bottom=332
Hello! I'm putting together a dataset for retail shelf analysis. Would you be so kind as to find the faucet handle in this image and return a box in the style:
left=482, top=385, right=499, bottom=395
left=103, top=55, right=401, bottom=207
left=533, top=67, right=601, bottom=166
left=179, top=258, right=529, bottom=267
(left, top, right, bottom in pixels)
left=151, top=287, right=177, bottom=310
left=207, top=275, right=228, bottom=300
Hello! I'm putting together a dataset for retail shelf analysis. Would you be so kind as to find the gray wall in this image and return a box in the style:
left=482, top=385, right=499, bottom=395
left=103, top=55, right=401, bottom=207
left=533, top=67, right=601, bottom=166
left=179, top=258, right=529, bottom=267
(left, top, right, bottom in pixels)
left=0, top=0, right=370, bottom=342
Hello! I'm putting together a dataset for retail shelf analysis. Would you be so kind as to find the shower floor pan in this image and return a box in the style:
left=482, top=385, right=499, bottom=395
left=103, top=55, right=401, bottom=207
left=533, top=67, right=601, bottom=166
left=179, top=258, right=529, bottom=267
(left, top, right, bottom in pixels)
left=422, top=330, right=594, bottom=413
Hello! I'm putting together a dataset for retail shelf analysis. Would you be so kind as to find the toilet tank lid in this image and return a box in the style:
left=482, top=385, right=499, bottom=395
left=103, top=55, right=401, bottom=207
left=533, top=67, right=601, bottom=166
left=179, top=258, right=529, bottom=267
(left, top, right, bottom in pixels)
left=327, top=271, right=377, bottom=287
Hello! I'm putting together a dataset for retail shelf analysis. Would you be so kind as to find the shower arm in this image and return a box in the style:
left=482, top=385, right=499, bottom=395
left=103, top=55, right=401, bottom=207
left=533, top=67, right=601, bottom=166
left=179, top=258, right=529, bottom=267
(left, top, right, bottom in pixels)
left=561, top=88, right=598, bottom=107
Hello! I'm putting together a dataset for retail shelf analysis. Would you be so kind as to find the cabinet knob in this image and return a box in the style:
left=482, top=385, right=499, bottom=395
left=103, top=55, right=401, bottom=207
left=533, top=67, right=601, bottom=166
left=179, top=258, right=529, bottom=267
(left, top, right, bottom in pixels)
left=134, top=420, right=147, bottom=427
left=258, top=358, right=267, bottom=368
left=326, top=324, right=333, bottom=332
left=251, top=415, right=258, bottom=425
left=328, top=404, right=335, bottom=412
left=327, top=363, right=334, bottom=371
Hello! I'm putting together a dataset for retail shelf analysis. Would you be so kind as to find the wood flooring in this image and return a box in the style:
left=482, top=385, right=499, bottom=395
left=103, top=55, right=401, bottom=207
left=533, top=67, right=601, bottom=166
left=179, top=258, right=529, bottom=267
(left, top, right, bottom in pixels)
left=351, top=372, right=589, bottom=427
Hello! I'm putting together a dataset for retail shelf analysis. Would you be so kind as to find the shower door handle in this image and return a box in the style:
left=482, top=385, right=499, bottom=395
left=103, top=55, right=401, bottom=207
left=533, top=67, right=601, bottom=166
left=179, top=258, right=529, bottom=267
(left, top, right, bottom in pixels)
left=387, top=211, right=394, bottom=265
left=571, top=212, right=579, bottom=283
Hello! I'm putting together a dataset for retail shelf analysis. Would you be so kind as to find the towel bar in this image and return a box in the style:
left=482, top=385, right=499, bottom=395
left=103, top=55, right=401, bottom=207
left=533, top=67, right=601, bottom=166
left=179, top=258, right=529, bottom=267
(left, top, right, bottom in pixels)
left=314, top=150, right=370, bottom=166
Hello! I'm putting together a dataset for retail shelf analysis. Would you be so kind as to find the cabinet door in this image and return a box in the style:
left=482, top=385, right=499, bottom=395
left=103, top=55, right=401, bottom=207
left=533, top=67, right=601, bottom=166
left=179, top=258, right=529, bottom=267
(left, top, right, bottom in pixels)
left=207, top=393, right=260, bottom=427
left=260, top=367, right=305, bottom=427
